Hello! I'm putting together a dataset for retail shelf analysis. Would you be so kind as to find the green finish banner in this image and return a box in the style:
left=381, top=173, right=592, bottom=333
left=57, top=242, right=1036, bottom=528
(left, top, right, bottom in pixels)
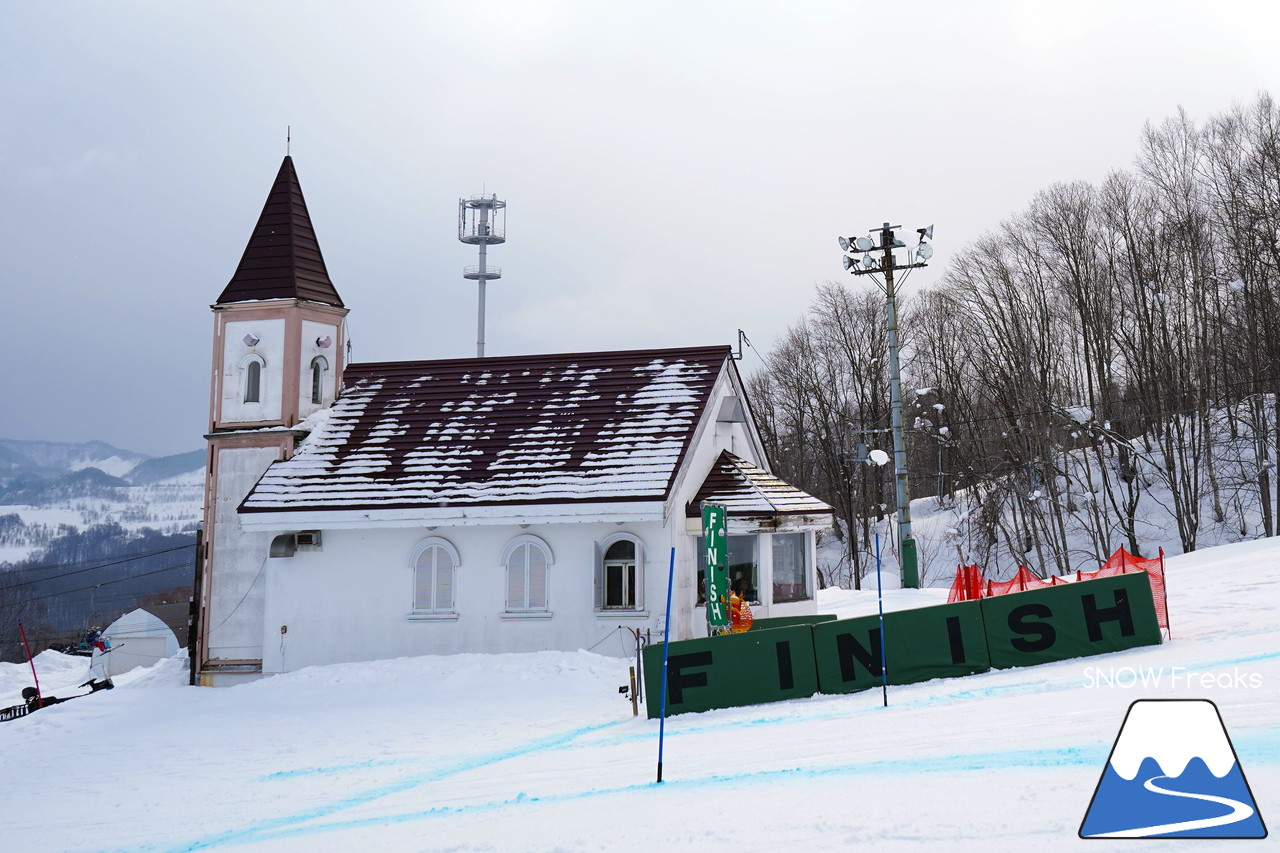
left=702, top=504, right=728, bottom=630
left=642, top=625, right=818, bottom=718
left=751, top=614, right=838, bottom=632
left=980, top=571, right=1162, bottom=669
left=812, top=600, right=990, bottom=694
left=636, top=572, right=1163, bottom=720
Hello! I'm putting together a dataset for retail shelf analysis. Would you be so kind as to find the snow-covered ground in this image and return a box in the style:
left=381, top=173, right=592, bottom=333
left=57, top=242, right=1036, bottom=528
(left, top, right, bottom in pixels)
left=0, top=474, right=203, bottom=565
left=2, top=540, right=1276, bottom=851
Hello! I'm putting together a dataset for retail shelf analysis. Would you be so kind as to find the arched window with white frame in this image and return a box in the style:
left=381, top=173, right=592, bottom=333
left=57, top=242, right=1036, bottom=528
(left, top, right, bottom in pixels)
left=242, top=355, right=265, bottom=404
left=310, top=355, right=329, bottom=405
left=596, top=534, right=643, bottom=611
left=504, top=536, right=552, bottom=612
left=411, top=537, right=459, bottom=615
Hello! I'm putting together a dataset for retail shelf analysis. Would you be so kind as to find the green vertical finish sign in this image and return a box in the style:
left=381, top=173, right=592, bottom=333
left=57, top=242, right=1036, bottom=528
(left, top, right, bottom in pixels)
left=702, top=503, right=728, bottom=630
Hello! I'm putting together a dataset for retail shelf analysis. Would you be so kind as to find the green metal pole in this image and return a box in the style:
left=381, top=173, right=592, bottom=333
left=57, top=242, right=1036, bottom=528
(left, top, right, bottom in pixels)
left=881, top=224, right=919, bottom=589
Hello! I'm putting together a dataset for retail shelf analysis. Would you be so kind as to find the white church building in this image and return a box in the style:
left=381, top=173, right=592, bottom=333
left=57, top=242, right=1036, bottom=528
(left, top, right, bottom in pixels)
left=196, top=157, right=832, bottom=686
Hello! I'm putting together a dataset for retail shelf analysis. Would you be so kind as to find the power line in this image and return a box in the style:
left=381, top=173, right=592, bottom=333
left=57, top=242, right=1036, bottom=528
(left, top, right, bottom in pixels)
left=24, top=561, right=195, bottom=603
left=0, top=543, right=194, bottom=592
left=3, top=541, right=194, bottom=574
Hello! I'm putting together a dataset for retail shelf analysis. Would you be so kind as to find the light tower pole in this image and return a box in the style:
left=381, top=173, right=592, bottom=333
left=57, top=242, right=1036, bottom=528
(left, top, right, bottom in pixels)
left=459, top=194, right=507, bottom=358
left=839, top=222, right=934, bottom=589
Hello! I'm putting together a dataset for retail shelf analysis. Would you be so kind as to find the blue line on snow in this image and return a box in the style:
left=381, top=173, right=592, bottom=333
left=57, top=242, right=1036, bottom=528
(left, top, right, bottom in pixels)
left=181, top=743, right=1120, bottom=847
left=98, top=719, right=626, bottom=853
left=211, top=730, right=1280, bottom=848
left=257, top=758, right=406, bottom=781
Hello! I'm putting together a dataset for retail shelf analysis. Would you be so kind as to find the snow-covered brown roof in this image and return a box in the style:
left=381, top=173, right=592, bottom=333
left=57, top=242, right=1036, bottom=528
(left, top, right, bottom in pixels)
left=240, top=345, right=732, bottom=513
left=686, top=450, right=832, bottom=522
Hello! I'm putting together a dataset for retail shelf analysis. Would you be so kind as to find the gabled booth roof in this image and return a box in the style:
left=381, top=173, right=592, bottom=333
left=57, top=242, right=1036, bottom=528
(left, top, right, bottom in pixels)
left=241, top=345, right=733, bottom=513
left=687, top=449, right=833, bottom=527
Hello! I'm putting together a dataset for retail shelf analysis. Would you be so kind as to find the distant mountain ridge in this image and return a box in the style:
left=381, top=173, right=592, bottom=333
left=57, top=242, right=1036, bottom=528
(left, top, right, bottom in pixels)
left=0, top=437, right=205, bottom=567
left=0, top=438, right=202, bottom=486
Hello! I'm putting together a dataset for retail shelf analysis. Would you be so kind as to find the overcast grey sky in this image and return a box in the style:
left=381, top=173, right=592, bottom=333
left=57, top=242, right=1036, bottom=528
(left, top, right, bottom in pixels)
left=2, top=1, right=1277, bottom=457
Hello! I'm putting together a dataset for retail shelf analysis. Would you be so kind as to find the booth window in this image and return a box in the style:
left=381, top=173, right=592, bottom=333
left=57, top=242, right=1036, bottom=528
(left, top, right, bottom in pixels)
left=696, top=534, right=759, bottom=604
left=771, top=532, right=810, bottom=603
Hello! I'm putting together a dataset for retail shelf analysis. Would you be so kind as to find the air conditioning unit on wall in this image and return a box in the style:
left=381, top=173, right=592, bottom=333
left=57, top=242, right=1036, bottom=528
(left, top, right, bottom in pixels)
left=269, top=531, right=323, bottom=558
left=295, top=530, right=322, bottom=549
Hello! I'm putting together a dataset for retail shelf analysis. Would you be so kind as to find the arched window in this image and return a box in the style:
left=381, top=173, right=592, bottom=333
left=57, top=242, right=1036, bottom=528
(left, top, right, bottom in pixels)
left=597, top=535, right=643, bottom=610
left=243, top=356, right=264, bottom=404
left=504, top=536, right=552, bottom=612
left=411, top=538, right=459, bottom=614
left=310, top=356, right=329, bottom=405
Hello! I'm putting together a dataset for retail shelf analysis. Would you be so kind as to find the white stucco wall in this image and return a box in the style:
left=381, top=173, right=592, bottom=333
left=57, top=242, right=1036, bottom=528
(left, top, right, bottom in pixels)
left=261, top=520, right=669, bottom=673
left=221, top=318, right=285, bottom=424
left=207, top=445, right=282, bottom=661
left=298, top=320, right=339, bottom=419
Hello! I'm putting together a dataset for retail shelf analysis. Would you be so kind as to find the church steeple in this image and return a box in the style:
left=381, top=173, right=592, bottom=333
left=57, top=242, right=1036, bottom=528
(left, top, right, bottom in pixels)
left=199, top=155, right=349, bottom=684
left=216, top=156, right=344, bottom=307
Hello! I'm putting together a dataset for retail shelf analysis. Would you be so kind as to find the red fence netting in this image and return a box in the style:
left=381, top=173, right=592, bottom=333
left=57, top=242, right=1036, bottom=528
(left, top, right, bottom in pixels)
left=945, top=546, right=1170, bottom=638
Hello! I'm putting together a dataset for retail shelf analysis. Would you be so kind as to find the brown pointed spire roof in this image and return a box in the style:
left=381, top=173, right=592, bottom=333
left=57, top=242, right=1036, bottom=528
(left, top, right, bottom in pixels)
left=215, top=156, right=344, bottom=306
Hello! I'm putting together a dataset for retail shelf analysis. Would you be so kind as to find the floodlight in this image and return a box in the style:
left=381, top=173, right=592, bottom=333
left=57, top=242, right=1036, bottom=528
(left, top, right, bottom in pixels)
left=838, top=236, right=851, bottom=252
left=917, top=243, right=935, bottom=261
left=855, top=236, right=874, bottom=252
left=843, top=254, right=855, bottom=271
left=892, top=237, right=906, bottom=248
left=917, top=225, right=934, bottom=240
left=862, top=255, right=876, bottom=269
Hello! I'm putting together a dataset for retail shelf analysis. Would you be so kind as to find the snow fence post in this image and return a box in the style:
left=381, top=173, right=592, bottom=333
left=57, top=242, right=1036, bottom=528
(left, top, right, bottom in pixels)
left=1159, top=547, right=1171, bottom=640
left=18, top=623, right=42, bottom=709
left=657, top=546, right=675, bottom=783
left=875, top=534, right=888, bottom=707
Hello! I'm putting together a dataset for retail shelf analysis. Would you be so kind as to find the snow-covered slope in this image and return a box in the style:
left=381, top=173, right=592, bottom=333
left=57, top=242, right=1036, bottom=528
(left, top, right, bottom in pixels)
left=1, top=540, right=1276, bottom=851
left=0, top=440, right=203, bottom=565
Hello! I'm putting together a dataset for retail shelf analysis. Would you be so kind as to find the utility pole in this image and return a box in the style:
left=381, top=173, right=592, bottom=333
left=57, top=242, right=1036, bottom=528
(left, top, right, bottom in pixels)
left=839, top=223, right=934, bottom=588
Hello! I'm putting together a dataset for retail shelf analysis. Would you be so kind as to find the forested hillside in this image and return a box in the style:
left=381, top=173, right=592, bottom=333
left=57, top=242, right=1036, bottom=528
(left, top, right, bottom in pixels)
left=750, top=95, right=1280, bottom=586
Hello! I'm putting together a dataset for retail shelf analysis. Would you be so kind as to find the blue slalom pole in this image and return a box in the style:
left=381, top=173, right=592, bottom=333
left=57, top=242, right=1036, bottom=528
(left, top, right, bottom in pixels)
left=874, top=532, right=888, bottom=707
left=656, top=546, right=675, bottom=783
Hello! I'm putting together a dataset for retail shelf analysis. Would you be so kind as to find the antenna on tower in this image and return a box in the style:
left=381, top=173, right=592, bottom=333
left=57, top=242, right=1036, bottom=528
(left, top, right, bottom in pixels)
left=287, top=125, right=291, bottom=156
left=458, top=193, right=507, bottom=358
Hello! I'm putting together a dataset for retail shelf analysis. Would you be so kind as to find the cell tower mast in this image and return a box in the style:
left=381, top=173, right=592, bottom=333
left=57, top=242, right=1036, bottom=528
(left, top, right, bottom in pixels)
left=458, top=193, right=506, bottom=358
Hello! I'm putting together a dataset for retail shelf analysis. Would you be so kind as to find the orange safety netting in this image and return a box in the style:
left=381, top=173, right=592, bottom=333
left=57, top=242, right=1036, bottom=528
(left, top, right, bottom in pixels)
left=946, top=546, right=1170, bottom=638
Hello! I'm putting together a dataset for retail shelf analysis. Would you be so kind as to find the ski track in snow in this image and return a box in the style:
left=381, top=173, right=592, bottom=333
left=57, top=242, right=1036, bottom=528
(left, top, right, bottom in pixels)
left=131, top=740, right=1109, bottom=852
left=126, top=721, right=628, bottom=853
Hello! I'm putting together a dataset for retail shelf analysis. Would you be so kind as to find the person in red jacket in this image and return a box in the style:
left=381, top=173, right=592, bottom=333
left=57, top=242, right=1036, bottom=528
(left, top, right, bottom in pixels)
left=729, top=578, right=754, bottom=633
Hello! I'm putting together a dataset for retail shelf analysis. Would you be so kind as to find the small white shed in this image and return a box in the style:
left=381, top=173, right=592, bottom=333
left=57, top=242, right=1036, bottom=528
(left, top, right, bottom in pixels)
left=97, top=609, right=181, bottom=677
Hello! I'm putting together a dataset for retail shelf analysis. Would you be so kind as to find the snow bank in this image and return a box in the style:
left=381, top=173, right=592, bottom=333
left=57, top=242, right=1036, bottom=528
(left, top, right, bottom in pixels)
left=1, top=541, right=1277, bottom=851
